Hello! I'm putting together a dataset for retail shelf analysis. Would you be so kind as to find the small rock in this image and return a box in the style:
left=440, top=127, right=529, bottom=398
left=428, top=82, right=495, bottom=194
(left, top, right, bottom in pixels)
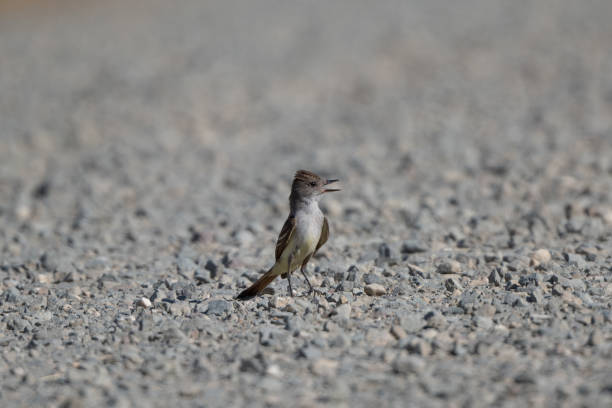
left=390, top=325, right=407, bottom=340
left=437, top=260, right=461, bottom=275
left=401, top=240, right=428, bottom=254
left=7, top=318, right=31, bottom=332
left=401, top=316, right=425, bottom=333
left=514, top=372, right=536, bottom=384
left=363, top=273, right=383, bottom=285
left=334, top=270, right=346, bottom=282
left=566, top=279, right=586, bottom=291
left=177, top=257, right=198, bottom=275
left=2, top=287, right=21, bottom=303
left=484, top=253, right=499, bottom=263
left=444, top=277, right=462, bottom=292
left=488, top=268, right=502, bottom=286
left=240, top=355, right=265, bottom=373
left=311, top=359, right=338, bottom=377
left=513, top=297, right=527, bottom=308
left=405, top=338, right=432, bottom=356
left=365, top=329, right=395, bottom=347
left=336, top=281, right=354, bottom=292
left=407, top=263, right=425, bottom=276
left=137, top=297, right=152, bottom=308
left=452, top=342, right=467, bottom=356
left=205, top=300, right=232, bottom=316
left=576, top=245, right=597, bottom=261
left=266, top=364, right=282, bottom=378
left=392, top=355, right=425, bottom=374
left=459, top=293, right=477, bottom=313
left=37, top=273, right=52, bottom=284
left=204, top=259, right=219, bottom=278
left=475, top=305, right=496, bottom=317
left=587, top=330, right=603, bottom=347
left=315, top=296, right=330, bottom=311
left=526, top=288, right=543, bottom=304
left=169, top=302, right=191, bottom=316
left=40, top=252, right=59, bottom=272
left=552, top=284, right=566, bottom=296
left=259, top=327, right=279, bottom=347
left=346, top=265, right=360, bottom=282
left=269, top=296, right=291, bottom=309
left=378, top=243, right=392, bottom=259
left=176, top=283, right=195, bottom=300
left=298, top=345, right=322, bottom=360
left=563, top=253, right=585, bottom=267
left=163, top=326, right=187, bottom=343
left=328, top=333, right=349, bottom=348
left=561, top=292, right=583, bottom=308
left=194, top=269, right=212, bottom=284
left=503, top=293, right=519, bottom=305
left=235, top=230, right=254, bottom=246
left=423, top=311, right=447, bottom=329
left=602, top=208, right=612, bottom=224
left=364, top=283, right=386, bottom=296
left=473, top=315, right=493, bottom=330
left=530, top=249, right=551, bottom=266
left=331, top=303, right=351, bottom=320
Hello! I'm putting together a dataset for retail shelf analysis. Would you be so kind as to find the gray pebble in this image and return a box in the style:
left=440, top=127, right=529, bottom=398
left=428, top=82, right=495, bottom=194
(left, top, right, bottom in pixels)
left=488, top=268, right=503, bottom=286
left=392, top=355, right=425, bottom=374
left=298, top=345, right=322, bottom=360
left=204, top=259, right=219, bottom=278
left=2, top=287, right=21, bottom=303
left=346, top=265, right=360, bottom=282
left=473, top=315, right=493, bottom=330
left=205, top=300, right=232, bottom=316
left=423, top=310, right=447, bottom=329
left=177, top=257, right=197, bottom=275
left=363, top=273, right=383, bottom=285
left=332, top=303, right=351, bottom=320
left=401, top=240, right=428, bottom=254
left=587, top=330, right=603, bottom=347
left=527, top=288, right=543, bottom=304
left=437, top=260, right=462, bottom=275
left=444, top=277, right=462, bottom=292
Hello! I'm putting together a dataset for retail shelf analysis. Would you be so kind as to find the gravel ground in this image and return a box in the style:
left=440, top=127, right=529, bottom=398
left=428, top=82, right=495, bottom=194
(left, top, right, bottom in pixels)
left=1, top=1, right=612, bottom=407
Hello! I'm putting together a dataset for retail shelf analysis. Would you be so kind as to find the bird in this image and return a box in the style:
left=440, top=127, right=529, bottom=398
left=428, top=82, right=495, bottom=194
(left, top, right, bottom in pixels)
left=236, top=170, right=340, bottom=299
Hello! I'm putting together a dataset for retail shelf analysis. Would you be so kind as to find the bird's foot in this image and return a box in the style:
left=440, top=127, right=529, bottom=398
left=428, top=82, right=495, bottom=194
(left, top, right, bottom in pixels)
left=306, top=287, right=324, bottom=297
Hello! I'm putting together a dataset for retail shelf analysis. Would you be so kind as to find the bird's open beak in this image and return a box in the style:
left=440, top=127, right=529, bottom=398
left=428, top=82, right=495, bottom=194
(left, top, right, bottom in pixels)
left=322, top=179, right=341, bottom=193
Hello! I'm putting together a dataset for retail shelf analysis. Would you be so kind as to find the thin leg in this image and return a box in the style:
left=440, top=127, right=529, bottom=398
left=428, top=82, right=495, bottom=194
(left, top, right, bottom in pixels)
left=287, top=255, right=294, bottom=297
left=287, top=273, right=294, bottom=297
left=300, top=265, right=314, bottom=293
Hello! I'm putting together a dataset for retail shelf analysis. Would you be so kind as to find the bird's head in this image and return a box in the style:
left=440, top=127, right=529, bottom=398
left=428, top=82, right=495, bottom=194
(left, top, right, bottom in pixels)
left=290, top=170, right=340, bottom=201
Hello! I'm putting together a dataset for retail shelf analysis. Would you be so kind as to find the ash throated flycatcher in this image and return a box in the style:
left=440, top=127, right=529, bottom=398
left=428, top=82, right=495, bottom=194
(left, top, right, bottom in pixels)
left=236, top=170, right=340, bottom=299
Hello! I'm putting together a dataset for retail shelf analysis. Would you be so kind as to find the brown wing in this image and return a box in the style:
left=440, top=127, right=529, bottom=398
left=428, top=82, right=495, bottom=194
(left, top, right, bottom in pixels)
left=275, top=215, right=296, bottom=261
left=314, top=217, right=329, bottom=255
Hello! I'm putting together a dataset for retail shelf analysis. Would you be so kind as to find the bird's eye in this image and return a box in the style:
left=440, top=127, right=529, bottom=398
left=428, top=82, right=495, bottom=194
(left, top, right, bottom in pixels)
left=310, top=181, right=317, bottom=187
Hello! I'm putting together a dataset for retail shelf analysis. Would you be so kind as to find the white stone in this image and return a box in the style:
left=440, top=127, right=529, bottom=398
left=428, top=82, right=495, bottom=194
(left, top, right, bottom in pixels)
left=137, top=297, right=152, bottom=308
left=364, top=283, right=386, bottom=296
left=530, top=249, right=551, bottom=266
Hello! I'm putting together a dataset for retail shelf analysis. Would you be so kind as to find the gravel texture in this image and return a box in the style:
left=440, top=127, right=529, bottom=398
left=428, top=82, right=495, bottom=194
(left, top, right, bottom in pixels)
left=1, top=1, right=612, bottom=407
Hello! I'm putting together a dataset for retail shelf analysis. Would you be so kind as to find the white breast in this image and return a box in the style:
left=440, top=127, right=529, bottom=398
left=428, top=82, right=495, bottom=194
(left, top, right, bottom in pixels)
left=288, top=200, right=324, bottom=269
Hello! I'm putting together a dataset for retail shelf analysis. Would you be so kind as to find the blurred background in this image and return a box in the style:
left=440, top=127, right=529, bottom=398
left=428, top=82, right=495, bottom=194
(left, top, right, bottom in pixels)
left=2, top=0, right=612, bottom=257
left=2, top=0, right=611, bottom=250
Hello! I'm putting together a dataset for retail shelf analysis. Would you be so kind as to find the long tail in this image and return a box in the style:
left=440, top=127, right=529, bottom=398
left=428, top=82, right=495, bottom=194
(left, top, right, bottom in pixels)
left=236, top=264, right=280, bottom=300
